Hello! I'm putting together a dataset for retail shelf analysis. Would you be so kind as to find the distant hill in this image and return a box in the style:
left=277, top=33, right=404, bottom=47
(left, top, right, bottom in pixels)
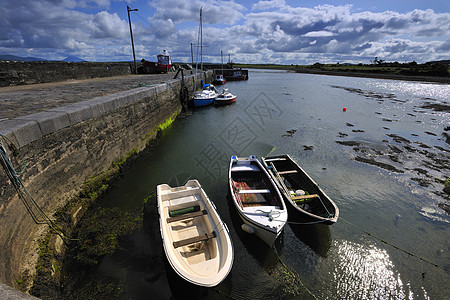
left=0, top=54, right=87, bottom=62
left=0, top=54, right=47, bottom=61
left=63, top=56, right=86, bottom=62
left=427, top=59, right=450, bottom=65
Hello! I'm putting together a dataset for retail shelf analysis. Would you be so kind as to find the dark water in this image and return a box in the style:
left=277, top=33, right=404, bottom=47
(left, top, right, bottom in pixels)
left=73, top=70, right=449, bottom=299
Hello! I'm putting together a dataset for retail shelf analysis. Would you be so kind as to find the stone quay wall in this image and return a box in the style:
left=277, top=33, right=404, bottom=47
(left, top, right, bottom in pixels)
left=0, top=61, right=133, bottom=87
left=0, top=70, right=213, bottom=297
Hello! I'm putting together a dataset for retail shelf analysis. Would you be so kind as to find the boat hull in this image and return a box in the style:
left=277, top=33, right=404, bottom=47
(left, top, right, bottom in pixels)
left=191, top=83, right=218, bottom=107
left=228, top=155, right=287, bottom=247
left=157, top=180, right=234, bottom=287
left=236, top=208, right=281, bottom=246
left=214, top=96, right=236, bottom=105
left=262, top=154, right=339, bottom=224
left=138, top=61, right=172, bottom=74
left=225, top=75, right=247, bottom=81
left=191, top=98, right=215, bottom=107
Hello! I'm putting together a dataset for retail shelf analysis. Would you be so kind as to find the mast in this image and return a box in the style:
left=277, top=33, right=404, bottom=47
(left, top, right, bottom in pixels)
left=221, top=50, right=224, bottom=75
left=194, top=7, right=202, bottom=91
left=200, top=7, right=203, bottom=78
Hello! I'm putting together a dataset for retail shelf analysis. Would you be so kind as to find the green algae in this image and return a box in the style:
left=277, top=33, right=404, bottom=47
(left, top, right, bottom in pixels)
left=69, top=206, right=143, bottom=265
left=444, top=179, right=450, bottom=195
left=158, top=111, right=177, bottom=132
left=28, top=233, right=61, bottom=298
left=144, top=111, right=178, bottom=145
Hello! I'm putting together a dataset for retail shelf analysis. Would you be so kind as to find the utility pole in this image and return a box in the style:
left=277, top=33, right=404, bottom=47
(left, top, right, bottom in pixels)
left=127, top=5, right=138, bottom=74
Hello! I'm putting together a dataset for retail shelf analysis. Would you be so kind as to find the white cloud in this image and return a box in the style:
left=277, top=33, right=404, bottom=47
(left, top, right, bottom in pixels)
left=303, top=31, right=335, bottom=37
left=90, top=11, right=128, bottom=39
left=1, top=0, right=449, bottom=63
left=252, top=0, right=286, bottom=11
left=149, top=0, right=245, bottom=25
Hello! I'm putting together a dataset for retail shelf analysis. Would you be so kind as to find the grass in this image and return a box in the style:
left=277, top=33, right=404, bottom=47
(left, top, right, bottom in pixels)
left=232, top=62, right=450, bottom=78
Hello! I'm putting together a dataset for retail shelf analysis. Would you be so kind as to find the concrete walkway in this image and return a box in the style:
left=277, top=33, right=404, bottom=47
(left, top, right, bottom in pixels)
left=0, top=73, right=178, bottom=120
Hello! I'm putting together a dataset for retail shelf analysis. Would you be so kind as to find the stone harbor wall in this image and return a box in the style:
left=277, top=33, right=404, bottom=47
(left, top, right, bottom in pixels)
left=0, top=61, right=133, bottom=87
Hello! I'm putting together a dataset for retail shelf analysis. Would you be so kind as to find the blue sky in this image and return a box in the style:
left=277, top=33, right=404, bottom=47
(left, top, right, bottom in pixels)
left=0, top=0, right=449, bottom=64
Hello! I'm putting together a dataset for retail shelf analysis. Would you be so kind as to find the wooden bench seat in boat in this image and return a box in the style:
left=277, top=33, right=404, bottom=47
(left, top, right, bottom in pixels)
left=264, top=157, right=287, bottom=162
left=173, top=231, right=216, bottom=248
left=277, top=170, right=297, bottom=175
left=239, top=189, right=270, bottom=194
left=167, top=209, right=207, bottom=223
left=291, top=194, right=319, bottom=201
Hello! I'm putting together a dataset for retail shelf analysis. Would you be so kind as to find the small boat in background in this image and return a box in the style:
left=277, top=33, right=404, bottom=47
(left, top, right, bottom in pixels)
left=262, top=154, right=339, bottom=224
left=213, top=74, right=226, bottom=85
left=213, top=51, right=227, bottom=85
left=138, top=50, right=173, bottom=74
left=225, top=70, right=247, bottom=81
left=157, top=179, right=234, bottom=287
left=214, top=88, right=236, bottom=105
left=229, top=155, right=287, bottom=246
left=191, top=81, right=219, bottom=107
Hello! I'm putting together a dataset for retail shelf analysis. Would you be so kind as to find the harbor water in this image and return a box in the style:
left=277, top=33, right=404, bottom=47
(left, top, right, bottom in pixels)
left=65, top=70, right=449, bottom=299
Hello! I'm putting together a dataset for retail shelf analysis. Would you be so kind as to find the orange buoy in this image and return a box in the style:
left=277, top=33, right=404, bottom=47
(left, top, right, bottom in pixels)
left=343, top=107, right=347, bottom=111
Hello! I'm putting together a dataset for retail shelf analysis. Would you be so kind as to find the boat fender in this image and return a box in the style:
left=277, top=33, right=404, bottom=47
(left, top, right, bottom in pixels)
left=241, top=224, right=255, bottom=234
left=249, top=155, right=256, bottom=159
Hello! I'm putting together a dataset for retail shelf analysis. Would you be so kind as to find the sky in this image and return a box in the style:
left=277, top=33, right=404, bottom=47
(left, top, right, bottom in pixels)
left=0, top=0, right=449, bottom=65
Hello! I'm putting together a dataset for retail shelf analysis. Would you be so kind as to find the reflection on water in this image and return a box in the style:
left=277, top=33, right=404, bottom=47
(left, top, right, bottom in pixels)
left=289, top=224, right=331, bottom=258
left=333, top=240, right=408, bottom=299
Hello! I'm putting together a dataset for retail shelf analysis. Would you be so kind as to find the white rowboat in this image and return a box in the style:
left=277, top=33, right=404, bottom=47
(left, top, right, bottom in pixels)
left=157, top=180, right=234, bottom=287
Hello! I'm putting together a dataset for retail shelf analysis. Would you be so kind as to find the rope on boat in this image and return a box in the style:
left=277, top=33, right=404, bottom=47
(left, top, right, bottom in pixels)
left=265, top=146, right=276, bottom=156
left=0, top=135, right=73, bottom=242
left=254, top=209, right=282, bottom=221
left=273, top=246, right=319, bottom=299
left=340, top=217, right=450, bottom=273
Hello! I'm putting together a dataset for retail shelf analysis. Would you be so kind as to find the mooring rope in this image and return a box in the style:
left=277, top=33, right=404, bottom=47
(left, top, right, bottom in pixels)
left=272, top=246, right=319, bottom=299
left=214, top=290, right=242, bottom=300
left=0, top=135, right=73, bottom=242
left=287, top=219, right=329, bottom=225
left=340, top=217, right=450, bottom=273
left=0, top=133, right=25, bottom=174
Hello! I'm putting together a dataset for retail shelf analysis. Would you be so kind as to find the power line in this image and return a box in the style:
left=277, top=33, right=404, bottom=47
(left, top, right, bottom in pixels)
left=121, top=0, right=185, bottom=49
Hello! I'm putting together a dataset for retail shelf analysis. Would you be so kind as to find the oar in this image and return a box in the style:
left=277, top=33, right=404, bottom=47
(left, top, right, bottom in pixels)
left=269, top=162, right=291, bottom=197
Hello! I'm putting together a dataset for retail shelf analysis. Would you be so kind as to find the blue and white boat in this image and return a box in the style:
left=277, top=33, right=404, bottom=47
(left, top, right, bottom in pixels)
left=191, top=81, right=219, bottom=107
left=228, top=155, right=288, bottom=246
